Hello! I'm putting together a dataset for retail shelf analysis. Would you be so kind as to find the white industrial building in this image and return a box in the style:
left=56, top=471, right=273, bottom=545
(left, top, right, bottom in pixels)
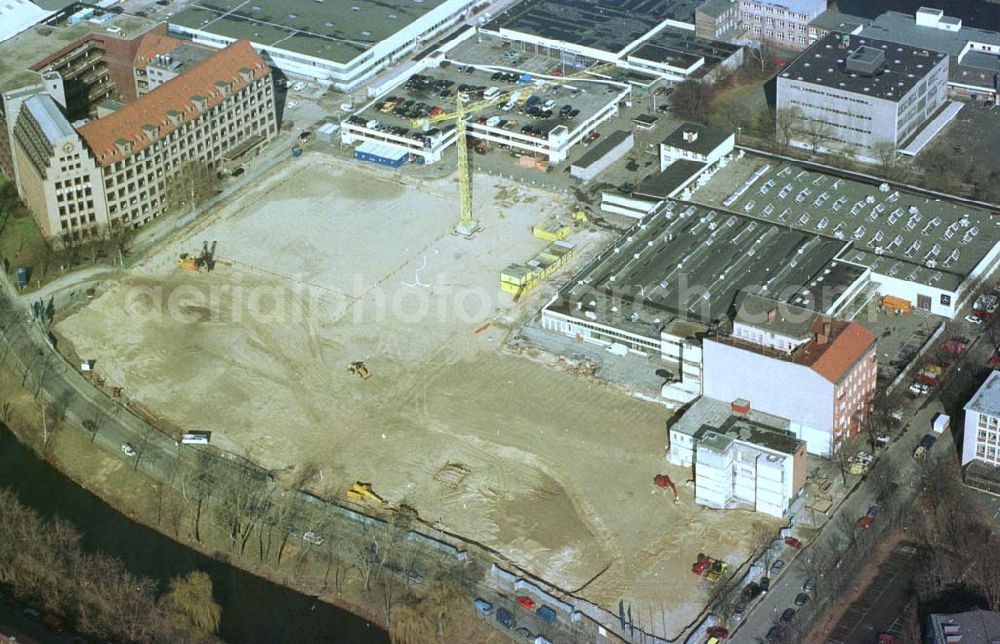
left=659, top=122, right=734, bottom=171
left=668, top=397, right=807, bottom=518
left=168, top=0, right=486, bottom=90
left=570, top=130, right=633, bottom=182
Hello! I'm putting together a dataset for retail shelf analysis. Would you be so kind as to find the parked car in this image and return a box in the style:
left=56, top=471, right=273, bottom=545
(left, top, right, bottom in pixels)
left=770, top=560, right=785, bottom=574
left=857, top=515, right=873, bottom=530
left=121, top=443, right=137, bottom=457
left=780, top=607, right=796, bottom=623
left=536, top=605, right=557, bottom=623
left=732, top=602, right=746, bottom=621
left=794, top=592, right=810, bottom=607
left=42, top=614, right=65, bottom=634
left=514, top=626, right=533, bottom=639
left=759, top=577, right=770, bottom=593
left=302, top=530, right=324, bottom=545
left=867, top=504, right=879, bottom=519
left=803, top=576, right=817, bottom=592
left=22, top=607, right=42, bottom=620
left=473, top=598, right=493, bottom=617
left=741, top=581, right=761, bottom=601
left=966, top=314, right=984, bottom=325
left=765, top=625, right=783, bottom=642
left=496, top=607, right=515, bottom=629
left=515, top=596, right=536, bottom=610
left=784, top=535, right=802, bottom=549
left=706, top=625, right=729, bottom=639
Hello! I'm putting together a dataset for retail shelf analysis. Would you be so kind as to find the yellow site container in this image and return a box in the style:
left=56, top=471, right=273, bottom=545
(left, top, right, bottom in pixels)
left=533, top=222, right=571, bottom=241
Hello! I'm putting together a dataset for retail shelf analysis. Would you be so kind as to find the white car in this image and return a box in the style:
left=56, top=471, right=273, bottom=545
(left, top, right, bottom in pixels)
left=302, top=530, right=325, bottom=545
left=286, top=100, right=299, bottom=110
left=121, top=443, right=137, bottom=457
left=291, top=81, right=306, bottom=91
left=966, top=314, right=985, bottom=325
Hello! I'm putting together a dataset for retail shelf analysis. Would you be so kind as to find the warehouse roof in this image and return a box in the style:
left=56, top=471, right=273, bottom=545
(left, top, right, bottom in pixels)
left=689, top=154, right=1000, bottom=291
left=78, top=39, right=269, bottom=165
left=572, top=130, right=631, bottom=169
left=780, top=32, right=947, bottom=101
left=486, top=0, right=701, bottom=55
left=628, top=27, right=743, bottom=68
left=548, top=200, right=853, bottom=328
left=966, top=371, right=1000, bottom=418
left=661, top=122, right=732, bottom=156
left=670, top=396, right=791, bottom=440
left=169, top=0, right=451, bottom=63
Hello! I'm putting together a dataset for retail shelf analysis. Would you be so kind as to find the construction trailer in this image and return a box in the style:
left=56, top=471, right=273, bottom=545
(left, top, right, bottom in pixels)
left=354, top=140, right=408, bottom=168
left=500, top=240, right=576, bottom=297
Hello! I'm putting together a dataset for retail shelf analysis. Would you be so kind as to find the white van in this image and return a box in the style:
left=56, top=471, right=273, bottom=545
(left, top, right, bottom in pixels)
left=484, top=86, right=501, bottom=99
left=181, top=432, right=211, bottom=445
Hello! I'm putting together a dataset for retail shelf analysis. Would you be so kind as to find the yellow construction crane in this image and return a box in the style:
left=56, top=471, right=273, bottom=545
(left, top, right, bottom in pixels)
left=412, top=63, right=618, bottom=238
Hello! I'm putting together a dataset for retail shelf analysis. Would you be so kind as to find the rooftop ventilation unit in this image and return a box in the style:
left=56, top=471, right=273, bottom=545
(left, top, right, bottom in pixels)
left=845, top=46, right=886, bottom=77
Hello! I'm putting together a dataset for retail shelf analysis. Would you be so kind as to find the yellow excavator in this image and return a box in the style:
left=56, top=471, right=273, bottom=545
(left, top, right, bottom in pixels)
left=346, top=482, right=386, bottom=506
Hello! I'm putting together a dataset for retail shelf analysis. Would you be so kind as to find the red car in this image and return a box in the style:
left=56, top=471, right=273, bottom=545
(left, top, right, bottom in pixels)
left=988, top=355, right=1000, bottom=368
left=515, top=596, right=536, bottom=610
left=783, top=536, right=802, bottom=549
left=706, top=625, right=729, bottom=639
left=857, top=516, right=872, bottom=530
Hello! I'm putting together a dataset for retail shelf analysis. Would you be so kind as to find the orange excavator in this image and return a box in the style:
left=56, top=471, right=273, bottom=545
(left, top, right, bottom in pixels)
left=653, top=474, right=679, bottom=503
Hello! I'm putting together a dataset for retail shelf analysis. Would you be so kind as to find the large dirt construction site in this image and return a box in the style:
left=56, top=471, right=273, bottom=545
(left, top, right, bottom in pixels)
left=55, top=155, right=776, bottom=637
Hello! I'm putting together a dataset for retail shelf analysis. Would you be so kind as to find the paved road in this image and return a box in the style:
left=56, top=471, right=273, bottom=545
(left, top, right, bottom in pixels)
left=732, top=403, right=940, bottom=643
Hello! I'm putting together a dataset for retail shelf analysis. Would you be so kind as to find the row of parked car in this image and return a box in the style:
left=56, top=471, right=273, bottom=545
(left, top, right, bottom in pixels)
left=763, top=576, right=817, bottom=642
left=473, top=596, right=555, bottom=642
left=0, top=588, right=67, bottom=635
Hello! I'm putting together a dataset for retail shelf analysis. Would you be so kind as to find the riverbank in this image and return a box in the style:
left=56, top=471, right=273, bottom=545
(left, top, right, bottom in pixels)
left=0, top=361, right=392, bottom=642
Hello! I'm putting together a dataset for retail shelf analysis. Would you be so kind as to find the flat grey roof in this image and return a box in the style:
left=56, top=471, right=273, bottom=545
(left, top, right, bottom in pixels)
left=733, top=292, right=817, bottom=340
left=687, top=154, right=1000, bottom=291
left=169, top=0, right=450, bottom=64
left=861, top=11, right=1000, bottom=86
left=808, top=10, right=869, bottom=32
left=25, top=93, right=74, bottom=143
left=486, top=0, right=701, bottom=55
left=628, top=26, right=742, bottom=67
left=670, top=396, right=791, bottom=439
left=780, top=32, right=947, bottom=102
left=966, top=371, right=1000, bottom=418
left=549, top=200, right=854, bottom=327
left=634, top=159, right=706, bottom=199
left=572, top=130, right=631, bottom=169
left=661, top=121, right=732, bottom=156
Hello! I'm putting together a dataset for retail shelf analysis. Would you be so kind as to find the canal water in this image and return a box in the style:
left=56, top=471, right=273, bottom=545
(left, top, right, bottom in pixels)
left=0, top=427, right=388, bottom=644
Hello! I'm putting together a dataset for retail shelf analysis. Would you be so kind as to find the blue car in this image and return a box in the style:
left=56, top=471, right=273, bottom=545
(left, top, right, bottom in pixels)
left=473, top=598, right=492, bottom=617
left=496, top=607, right=515, bottom=629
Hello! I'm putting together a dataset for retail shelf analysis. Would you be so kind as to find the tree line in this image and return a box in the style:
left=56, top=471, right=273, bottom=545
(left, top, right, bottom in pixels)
left=0, top=487, right=222, bottom=643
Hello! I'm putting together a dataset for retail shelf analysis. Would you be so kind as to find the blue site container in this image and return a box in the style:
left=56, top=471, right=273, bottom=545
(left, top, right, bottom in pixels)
left=15, top=266, right=28, bottom=289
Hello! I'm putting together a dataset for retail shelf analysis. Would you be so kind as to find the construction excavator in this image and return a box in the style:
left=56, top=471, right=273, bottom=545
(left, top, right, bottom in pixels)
left=346, top=482, right=386, bottom=506
left=653, top=473, right=679, bottom=503
left=178, top=240, right=217, bottom=272
left=348, top=361, right=371, bottom=380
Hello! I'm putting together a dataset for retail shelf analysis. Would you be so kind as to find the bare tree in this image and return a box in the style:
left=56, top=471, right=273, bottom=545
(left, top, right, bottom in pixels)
left=165, top=160, right=220, bottom=213
left=775, top=107, right=804, bottom=154
left=216, top=466, right=272, bottom=556
left=182, top=451, right=219, bottom=543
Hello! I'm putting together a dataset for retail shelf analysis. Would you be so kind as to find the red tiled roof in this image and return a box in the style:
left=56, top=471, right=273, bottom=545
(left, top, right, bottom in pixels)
left=133, top=29, right=184, bottom=67
left=77, top=39, right=269, bottom=166
left=808, top=320, right=876, bottom=383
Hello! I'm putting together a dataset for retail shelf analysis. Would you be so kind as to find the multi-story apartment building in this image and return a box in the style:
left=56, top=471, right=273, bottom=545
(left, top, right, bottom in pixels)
left=695, top=0, right=743, bottom=42
left=5, top=35, right=276, bottom=245
left=702, top=314, right=877, bottom=456
left=739, top=0, right=826, bottom=50
left=776, top=32, right=949, bottom=159
left=962, top=371, right=1000, bottom=467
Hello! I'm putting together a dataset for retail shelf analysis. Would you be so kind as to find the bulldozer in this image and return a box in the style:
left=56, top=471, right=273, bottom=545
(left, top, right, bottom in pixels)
left=348, top=361, right=371, bottom=381
left=346, top=482, right=386, bottom=506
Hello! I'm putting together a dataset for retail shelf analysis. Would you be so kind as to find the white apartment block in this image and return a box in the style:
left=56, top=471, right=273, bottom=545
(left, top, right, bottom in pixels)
left=963, top=371, right=1000, bottom=467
